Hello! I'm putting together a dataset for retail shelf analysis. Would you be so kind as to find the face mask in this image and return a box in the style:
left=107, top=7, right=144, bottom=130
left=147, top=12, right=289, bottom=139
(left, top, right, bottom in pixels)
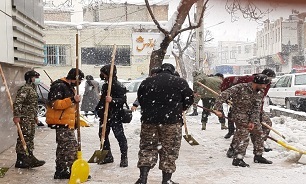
left=34, top=78, right=40, bottom=85
left=71, top=81, right=81, bottom=87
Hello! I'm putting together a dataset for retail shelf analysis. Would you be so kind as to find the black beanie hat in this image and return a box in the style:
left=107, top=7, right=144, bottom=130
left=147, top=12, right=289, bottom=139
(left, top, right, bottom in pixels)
left=261, top=68, right=276, bottom=78
left=66, top=68, right=85, bottom=80
left=161, top=63, right=175, bottom=75
left=100, top=64, right=117, bottom=77
left=253, top=74, right=270, bottom=84
left=24, top=70, right=40, bottom=82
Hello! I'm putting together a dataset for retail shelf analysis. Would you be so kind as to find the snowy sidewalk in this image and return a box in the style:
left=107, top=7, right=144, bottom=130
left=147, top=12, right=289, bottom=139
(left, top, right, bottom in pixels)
left=1, top=110, right=306, bottom=184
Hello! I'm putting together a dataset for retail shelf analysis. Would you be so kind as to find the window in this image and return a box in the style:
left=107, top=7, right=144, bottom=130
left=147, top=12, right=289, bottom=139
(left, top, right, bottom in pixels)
left=275, top=76, right=291, bottom=88
left=238, top=46, right=241, bottom=54
left=81, top=45, right=131, bottom=66
left=295, top=74, right=306, bottom=85
left=245, top=45, right=251, bottom=54
left=221, top=52, right=227, bottom=60
left=44, top=45, right=68, bottom=66
left=230, top=50, right=236, bottom=59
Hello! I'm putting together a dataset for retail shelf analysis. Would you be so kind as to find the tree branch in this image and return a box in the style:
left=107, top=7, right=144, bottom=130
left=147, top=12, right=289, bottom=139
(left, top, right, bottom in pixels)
left=145, top=0, right=169, bottom=35
left=175, top=0, right=209, bottom=37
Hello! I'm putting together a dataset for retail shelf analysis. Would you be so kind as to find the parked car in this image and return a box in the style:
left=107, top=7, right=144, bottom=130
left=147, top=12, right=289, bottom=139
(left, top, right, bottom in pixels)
left=267, top=72, right=306, bottom=112
left=36, top=82, right=50, bottom=117
left=126, top=79, right=143, bottom=104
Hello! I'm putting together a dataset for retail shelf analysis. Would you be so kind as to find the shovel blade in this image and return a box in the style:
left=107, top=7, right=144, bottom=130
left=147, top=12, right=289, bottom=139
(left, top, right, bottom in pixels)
left=69, top=151, right=90, bottom=184
left=88, top=150, right=109, bottom=163
left=183, top=134, right=199, bottom=146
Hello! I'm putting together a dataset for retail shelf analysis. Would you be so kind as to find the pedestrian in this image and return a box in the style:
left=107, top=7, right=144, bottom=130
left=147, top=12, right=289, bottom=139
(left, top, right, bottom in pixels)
left=195, top=73, right=227, bottom=130
left=46, top=68, right=85, bottom=179
left=95, top=64, right=128, bottom=167
left=135, top=63, right=194, bottom=184
left=81, top=75, right=100, bottom=118
left=13, top=70, right=45, bottom=168
left=214, top=74, right=273, bottom=167
left=222, top=69, right=276, bottom=150
left=188, top=70, right=204, bottom=116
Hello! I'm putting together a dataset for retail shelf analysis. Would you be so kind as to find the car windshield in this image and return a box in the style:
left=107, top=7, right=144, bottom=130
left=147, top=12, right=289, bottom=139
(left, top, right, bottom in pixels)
left=295, top=74, right=306, bottom=85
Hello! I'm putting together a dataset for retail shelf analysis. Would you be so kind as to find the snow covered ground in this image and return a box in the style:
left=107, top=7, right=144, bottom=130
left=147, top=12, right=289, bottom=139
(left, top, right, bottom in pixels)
left=2, top=105, right=306, bottom=184
left=78, top=106, right=306, bottom=183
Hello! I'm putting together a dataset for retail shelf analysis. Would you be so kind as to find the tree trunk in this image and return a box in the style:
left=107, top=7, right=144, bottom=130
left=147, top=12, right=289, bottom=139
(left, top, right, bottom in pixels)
left=148, top=0, right=199, bottom=75
left=173, top=53, right=188, bottom=79
left=149, top=36, right=172, bottom=75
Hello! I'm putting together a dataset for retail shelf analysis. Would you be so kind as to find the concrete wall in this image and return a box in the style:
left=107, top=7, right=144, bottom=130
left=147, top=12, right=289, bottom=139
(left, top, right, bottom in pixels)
left=0, top=0, right=14, bottom=64
left=0, top=0, right=44, bottom=153
left=39, top=24, right=162, bottom=83
left=0, top=64, right=29, bottom=153
left=83, top=3, right=168, bottom=22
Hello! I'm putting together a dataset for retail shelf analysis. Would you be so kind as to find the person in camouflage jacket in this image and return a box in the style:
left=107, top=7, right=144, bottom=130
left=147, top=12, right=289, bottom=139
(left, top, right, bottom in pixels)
left=214, top=74, right=273, bottom=167
left=13, top=70, right=45, bottom=168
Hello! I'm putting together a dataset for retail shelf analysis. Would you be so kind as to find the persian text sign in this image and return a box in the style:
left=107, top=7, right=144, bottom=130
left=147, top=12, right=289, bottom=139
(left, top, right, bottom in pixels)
left=132, top=33, right=171, bottom=56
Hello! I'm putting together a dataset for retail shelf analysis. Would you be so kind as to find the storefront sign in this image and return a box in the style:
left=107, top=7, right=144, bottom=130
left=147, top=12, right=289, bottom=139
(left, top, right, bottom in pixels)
left=132, top=33, right=172, bottom=56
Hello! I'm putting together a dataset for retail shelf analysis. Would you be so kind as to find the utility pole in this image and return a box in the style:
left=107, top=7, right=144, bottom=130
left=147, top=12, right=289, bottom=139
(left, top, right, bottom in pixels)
left=195, top=0, right=205, bottom=73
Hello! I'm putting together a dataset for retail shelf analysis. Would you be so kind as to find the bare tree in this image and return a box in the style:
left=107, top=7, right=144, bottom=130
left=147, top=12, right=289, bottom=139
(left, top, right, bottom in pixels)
left=145, top=0, right=278, bottom=75
left=145, top=0, right=208, bottom=75
left=172, top=28, right=214, bottom=79
left=172, top=31, right=195, bottom=79
left=225, top=0, right=272, bottom=22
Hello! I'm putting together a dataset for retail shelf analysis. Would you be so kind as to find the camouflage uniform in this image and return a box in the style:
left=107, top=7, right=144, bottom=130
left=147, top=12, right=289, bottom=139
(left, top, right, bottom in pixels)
left=260, top=111, right=272, bottom=141
left=13, top=83, right=38, bottom=154
left=137, top=123, right=182, bottom=173
left=195, top=75, right=226, bottom=129
left=136, top=64, right=193, bottom=183
left=214, top=83, right=264, bottom=158
left=192, top=72, right=206, bottom=109
left=55, top=128, right=78, bottom=171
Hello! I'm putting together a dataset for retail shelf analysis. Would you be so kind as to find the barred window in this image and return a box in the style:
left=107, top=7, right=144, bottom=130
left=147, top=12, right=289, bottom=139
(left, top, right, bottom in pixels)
left=81, top=45, right=131, bottom=66
left=44, top=45, right=68, bottom=66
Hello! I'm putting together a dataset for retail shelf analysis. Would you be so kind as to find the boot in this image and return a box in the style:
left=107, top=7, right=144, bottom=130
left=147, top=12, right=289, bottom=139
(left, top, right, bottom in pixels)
left=264, top=147, right=272, bottom=152
left=54, top=166, right=70, bottom=179
left=224, top=131, right=234, bottom=139
left=15, top=153, right=31, bottom=168
left=221, top=123, right=228, bottom=130
left=226, top=147, right=234, bottom=158
left=29, top=151, right=45, bottom=168
left=120, top=152, right=128, bottom=167
left=232, top=158, right=249, bottom=167
left=98, top=150, right=114, bottom=165
left=201, top=122, right=206, bottom=130
left=188, top=109, right=198, bottom=116
left=254, top=155, right=272, bottom=164
left=135, top=166, right=150, bottom=184
left=162, top=171, right=179, bottom=184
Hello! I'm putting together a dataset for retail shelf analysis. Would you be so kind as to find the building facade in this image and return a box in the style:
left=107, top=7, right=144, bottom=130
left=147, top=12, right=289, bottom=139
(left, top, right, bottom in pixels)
left=256, top=13, right=306, bottom=74
left=38, top=2, right=169, bottom=83
left=0, top=0, right=44, bottom=153
left=215, top=41, right=256, bottom=75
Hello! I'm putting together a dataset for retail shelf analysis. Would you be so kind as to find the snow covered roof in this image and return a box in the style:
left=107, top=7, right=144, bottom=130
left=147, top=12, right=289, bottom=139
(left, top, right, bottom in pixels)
left=44, top=21, right=168, bottom=29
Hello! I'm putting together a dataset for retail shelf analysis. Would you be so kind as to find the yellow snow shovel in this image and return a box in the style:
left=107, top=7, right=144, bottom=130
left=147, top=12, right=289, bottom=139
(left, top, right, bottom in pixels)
left=69, top=33, right=90, bottom=184
left=267, top=136, right=306, bottom=154
left=88, top=44, right=117, bottom=163
left=80, top=115, right=90, bottom=127
left=183, top=112, right=199, bottom=146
